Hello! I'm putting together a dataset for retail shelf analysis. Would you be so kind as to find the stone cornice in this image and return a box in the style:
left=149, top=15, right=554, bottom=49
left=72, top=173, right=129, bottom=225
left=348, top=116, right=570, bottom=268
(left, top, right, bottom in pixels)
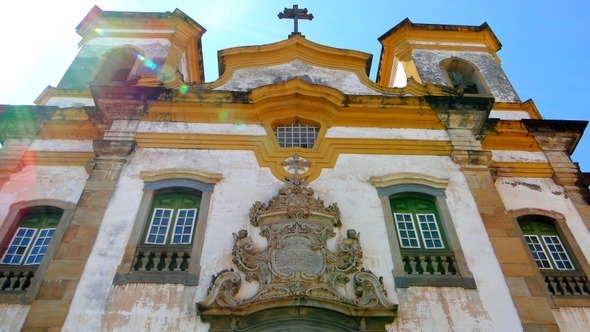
left=523, top=119, right=588, bottom=154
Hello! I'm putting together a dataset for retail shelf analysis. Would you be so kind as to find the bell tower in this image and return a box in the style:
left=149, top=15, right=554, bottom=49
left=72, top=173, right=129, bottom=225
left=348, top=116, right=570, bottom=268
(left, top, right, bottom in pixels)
left=36, top=6, right=206, bottom=107
left=377, top=18, right=520, bottom=103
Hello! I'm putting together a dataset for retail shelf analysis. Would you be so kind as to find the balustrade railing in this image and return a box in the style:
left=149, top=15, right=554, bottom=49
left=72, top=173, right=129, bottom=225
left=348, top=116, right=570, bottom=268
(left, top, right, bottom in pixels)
left=0, top=266, right=36, bottom=292
left=543, top=271, right=590, bottom=296
left=132, top=247, right=191, bottom=272
left=401, top=252, right=457, bottom=276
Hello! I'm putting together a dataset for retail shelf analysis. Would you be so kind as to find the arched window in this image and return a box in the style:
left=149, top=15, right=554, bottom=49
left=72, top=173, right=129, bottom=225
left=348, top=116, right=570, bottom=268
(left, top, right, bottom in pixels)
left=440, top=58, right=487, bottom=95
left=1, top=206, right=63, bottom=266
left=94, top=46, right=140, bottom=83
left=519, top=216, right=575, bottom=271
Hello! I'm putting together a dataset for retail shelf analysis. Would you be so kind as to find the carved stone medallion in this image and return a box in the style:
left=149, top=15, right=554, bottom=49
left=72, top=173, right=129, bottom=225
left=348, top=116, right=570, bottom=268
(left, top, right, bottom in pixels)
left=197, top=161, right=397, bottom=330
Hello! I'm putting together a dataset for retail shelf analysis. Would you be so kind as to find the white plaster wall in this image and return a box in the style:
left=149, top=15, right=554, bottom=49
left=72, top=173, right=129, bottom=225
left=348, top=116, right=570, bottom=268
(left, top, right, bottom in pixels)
left=137, top=121, right=266, bottom=135
left=491, top=150, right=548, bottom=163
left=553, top=307, right=590, bottom=332
left=101, top=284, right=202, bottom=332
left=215, top=60, right=381, bottom=95
left=29, top=139, right=94, bottom=152
left=0, top=166, right=88, bottom=226
left=489, top=110, right=531, bottom=120
left=0, top=304, right=30, bottom=332
left=64, top=150, right=521, bottom=331
left=325, top=127, right=449, bottom=140
left=392, top=287, right=493, bottom=331
left=42, top=97, right=95, bottom=108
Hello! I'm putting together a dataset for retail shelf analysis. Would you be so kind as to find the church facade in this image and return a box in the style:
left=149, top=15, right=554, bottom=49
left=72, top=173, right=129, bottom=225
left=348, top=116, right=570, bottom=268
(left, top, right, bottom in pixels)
left=1, top=6, right=590, bottom=331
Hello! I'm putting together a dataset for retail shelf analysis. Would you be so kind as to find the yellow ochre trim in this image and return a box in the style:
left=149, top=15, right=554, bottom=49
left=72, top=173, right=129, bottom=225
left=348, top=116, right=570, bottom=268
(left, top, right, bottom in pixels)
left=370, top=172, right=449, bottom=189
left=490, top=161, right=554, bottom=178
left=22, top=151, right=95, bottom=166
left=141, top=168, right=222, bottom=184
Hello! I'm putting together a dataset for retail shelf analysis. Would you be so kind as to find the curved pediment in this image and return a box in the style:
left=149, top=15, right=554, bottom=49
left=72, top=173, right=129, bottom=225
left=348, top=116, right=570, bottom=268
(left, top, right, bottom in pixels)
left=207, top=35, right=457, bottom=97
left=216, top=35, right=373, bottom=80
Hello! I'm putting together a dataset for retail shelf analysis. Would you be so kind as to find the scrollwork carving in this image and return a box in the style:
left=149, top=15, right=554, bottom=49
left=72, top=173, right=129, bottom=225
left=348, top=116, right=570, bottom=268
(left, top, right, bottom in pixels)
left=198, top=172, right=396, bottom=327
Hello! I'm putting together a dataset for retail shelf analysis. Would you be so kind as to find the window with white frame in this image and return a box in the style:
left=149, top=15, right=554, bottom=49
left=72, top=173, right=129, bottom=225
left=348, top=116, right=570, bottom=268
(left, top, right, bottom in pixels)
left=391, top=194, right=448, bottom=251
left=1, top=208, right=61, bottom=266
left=143, top=189, right=200, bottom=247
left=520, top=218, right=575, bottom=271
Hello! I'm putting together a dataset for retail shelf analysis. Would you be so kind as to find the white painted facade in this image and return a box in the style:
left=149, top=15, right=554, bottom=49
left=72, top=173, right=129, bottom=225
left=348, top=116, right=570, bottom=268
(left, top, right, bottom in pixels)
left=55, top=146, right=522, bottom=331
left=2, top=8, right=590, bottom=331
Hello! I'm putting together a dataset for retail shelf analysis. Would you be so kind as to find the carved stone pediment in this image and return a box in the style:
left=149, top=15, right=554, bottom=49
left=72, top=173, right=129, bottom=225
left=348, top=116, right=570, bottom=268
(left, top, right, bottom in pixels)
left=197, top=176, right=397, bottom=331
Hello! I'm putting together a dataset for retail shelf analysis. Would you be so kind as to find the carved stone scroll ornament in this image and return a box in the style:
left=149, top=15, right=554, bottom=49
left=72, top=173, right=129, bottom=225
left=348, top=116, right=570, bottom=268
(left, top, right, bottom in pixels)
left=197, top=174, right=397, bottom=331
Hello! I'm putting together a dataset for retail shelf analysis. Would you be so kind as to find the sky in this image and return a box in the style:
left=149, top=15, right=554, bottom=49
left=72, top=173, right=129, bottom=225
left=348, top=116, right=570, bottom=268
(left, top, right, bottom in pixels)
left=0, top=0, right=589, bottom=171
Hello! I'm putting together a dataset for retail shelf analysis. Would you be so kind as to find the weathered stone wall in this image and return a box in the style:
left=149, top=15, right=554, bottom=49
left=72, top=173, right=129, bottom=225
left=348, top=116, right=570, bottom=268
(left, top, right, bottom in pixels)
left=215, top=60, right=380, bottom=95
left=413, top=50, right=520, bottom=103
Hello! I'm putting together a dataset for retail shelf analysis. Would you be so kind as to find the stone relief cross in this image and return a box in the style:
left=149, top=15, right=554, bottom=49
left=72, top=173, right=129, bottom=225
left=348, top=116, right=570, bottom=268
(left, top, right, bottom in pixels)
left=278, top=4, right=314, bottom=37
left=282, top=154, right=311, bottom=183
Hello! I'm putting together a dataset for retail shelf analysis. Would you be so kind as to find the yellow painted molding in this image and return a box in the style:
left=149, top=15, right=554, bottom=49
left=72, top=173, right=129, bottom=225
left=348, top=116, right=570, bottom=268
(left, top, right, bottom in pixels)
left=482, top=120, right=542, bottom=152
left=490, top=161, right=554, bottom=178
left=145, top=88, right=445, bottom=130
left=370, top=172, right=449, bottom=189
left=507, top=208, right=564, bottom=221
left=135, top=132, right=452, bottom=182
left=250, top=78, right=342, bottom=127
left=141, top=168, right=222, bottom=184
left=22, top=151, right=95, bottom=166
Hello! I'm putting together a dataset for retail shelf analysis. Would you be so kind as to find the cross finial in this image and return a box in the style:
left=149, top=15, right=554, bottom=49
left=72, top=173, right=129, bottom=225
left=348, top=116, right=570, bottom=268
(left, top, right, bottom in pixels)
left=282, top=154, right=311, bottom=184
left=278, top=4, right=314, bottom=38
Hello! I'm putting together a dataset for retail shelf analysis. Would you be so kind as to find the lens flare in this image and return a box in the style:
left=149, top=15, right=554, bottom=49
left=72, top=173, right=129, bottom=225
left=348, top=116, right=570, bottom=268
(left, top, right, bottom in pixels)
left=179, top=84, right=189, bottom=94
left=135, top=53, right=157, bottom=71
left=95, top=28, right=106, bottom=36
left=144, top=59, right=157, bottom=70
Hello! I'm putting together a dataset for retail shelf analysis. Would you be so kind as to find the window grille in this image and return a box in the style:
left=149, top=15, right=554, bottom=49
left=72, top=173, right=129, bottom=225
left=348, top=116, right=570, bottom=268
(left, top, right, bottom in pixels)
left=273, top=122, right=319, bottom=148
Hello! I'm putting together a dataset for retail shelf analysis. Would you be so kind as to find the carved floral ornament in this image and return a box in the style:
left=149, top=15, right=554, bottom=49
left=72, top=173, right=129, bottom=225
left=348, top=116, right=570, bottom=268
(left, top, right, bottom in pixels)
left=197, top=155, right=397, bottom=330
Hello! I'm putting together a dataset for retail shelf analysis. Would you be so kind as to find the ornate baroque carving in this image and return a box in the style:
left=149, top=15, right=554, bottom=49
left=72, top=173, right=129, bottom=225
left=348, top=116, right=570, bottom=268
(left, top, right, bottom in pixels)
left=198, top=169, right=396, bottom=329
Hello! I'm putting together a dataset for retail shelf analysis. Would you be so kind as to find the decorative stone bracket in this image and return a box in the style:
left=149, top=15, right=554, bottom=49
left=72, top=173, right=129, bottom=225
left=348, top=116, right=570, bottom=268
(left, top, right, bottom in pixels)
left=197, top=176, right=397, bottom=331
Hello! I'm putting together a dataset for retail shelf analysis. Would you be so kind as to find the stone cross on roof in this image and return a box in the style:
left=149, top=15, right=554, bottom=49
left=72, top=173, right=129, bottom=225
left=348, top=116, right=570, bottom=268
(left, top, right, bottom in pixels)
left=278, top=4, right=314, bottom=37
left=282, top=154, right=310, bottom=184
